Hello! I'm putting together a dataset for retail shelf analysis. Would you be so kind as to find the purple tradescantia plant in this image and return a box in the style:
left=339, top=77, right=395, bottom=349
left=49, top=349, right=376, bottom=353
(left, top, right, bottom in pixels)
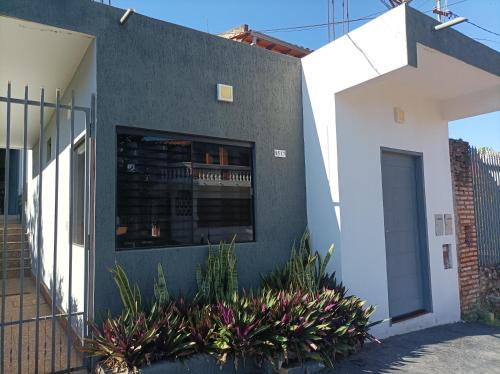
left=85, top=234, right=380, bottom=373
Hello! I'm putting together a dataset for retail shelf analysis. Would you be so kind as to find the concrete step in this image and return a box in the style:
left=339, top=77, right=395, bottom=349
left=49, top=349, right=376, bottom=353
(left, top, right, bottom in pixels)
left=0, top=267, right=31, bottom=283
left=0, top=233, right=29, bottom=242
left=0, top=241, right=29, bottom=250
left=0, top=253, right=31, bottom=269
left=0, top=258, right=31, bottom=270
left=0, top=223, right=25, bottom=228
left=1, top=249, right=30, bottom=260
left=0, top=230, right=25, bottom=236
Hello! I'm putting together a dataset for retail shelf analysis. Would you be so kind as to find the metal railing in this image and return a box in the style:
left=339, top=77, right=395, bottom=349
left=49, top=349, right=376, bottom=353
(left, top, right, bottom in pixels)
left=471, top=146, right=500, bottom=266
left=149, top=164, right=252, bottom=186
left=0, top=83, right=95, bottom=373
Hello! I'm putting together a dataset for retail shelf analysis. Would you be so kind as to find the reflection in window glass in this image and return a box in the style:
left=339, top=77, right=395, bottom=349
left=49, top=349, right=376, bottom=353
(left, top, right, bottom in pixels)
left=116, top=129, right=254, bottom=250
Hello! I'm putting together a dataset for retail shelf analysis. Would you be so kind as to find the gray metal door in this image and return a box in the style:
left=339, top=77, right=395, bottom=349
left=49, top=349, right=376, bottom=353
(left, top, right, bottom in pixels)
left=0, top=83, right=95, bottom=373
left=381, top=150, right=430, bottom=319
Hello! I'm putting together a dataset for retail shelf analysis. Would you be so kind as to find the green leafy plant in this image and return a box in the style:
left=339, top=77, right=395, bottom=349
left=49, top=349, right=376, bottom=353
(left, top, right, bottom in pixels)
left=196, top=237, right=238, bottom=304
left=261, top=230, right=344, bottom=295
left=178, top=301, right=219, bottom=356
left=211, top=294, right=273, bottom=368
left=111, top=263, right=143, bottom=321
left=257, top=288, right=376, bottom=368
left=85, top=312, right=160, bottom=373
left=86, top=264, right=193, bottom=372
left=86, top=234, right=379, bottom=373
left=154, top=263, right=170, bottom=306
left=154, top=304, right=196, bottom=362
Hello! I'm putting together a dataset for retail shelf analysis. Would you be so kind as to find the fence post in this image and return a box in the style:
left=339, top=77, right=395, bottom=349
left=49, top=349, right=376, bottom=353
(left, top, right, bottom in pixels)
left=449, top=139, right=480, bottom=314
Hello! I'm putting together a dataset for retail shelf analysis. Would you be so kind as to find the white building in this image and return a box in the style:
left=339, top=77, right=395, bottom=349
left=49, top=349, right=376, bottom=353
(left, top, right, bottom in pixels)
left=302, top=5, right=500, bottom=338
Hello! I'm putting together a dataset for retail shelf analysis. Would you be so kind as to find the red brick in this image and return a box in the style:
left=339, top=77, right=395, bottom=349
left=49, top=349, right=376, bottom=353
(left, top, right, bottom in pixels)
left=449, top=139, right=480, bottom=313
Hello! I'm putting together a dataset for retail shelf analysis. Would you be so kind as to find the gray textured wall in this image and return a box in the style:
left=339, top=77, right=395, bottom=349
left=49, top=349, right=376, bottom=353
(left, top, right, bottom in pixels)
left=1, top=0, right=306, bottom=316
left=405, top=6, right=500, bottom=76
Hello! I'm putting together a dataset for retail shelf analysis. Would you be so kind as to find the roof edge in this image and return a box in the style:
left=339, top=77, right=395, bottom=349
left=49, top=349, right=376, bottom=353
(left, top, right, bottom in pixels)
left=405, top=5, right=500, bottom=77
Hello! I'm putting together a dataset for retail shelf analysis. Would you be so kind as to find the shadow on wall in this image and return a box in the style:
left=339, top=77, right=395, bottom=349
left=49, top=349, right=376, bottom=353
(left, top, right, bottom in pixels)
left=27, top=184, right=83, bottom=336
left=301, top=80, right=342, bottom=278
left=53, top=274, right=83, bottom=334
left=27, top=183, right=43, bottom=286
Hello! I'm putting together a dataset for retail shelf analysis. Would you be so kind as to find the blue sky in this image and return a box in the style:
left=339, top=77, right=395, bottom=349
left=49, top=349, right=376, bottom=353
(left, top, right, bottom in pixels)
left=111, top=0, right=500, bottom=150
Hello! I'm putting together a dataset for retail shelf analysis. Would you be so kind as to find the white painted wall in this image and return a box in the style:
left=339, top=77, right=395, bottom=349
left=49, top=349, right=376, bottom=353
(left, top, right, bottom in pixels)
left=26, top=41, right=95, bottom=334
left=301, top=5, right=466, bottom=338
left=335, top=80, right=460, bottom=338
left=302, top=5, right=409, bottom=279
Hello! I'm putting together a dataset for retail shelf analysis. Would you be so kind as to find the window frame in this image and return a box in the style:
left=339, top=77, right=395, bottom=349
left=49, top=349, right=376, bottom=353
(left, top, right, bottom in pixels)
left=115, top=126, right=256, bottom=251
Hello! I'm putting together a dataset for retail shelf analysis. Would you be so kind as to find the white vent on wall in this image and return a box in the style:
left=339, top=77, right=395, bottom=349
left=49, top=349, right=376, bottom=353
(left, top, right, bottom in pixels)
left=217, top=84, right=233, bottom=103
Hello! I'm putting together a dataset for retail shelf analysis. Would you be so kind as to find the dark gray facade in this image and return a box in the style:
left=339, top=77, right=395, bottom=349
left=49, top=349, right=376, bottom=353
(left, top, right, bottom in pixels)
left=405, top=6, right=500, bottom=76
left=0, top=0, right=306, bottom=315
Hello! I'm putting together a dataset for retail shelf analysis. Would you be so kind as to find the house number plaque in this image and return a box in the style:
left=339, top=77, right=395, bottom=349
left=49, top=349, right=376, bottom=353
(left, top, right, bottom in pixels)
left=274, top=149, right=286, bottom=158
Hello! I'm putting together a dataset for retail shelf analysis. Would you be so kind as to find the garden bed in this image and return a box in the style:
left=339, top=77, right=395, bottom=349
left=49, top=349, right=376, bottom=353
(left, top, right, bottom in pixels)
left=87, top=233, right=380, bottom=373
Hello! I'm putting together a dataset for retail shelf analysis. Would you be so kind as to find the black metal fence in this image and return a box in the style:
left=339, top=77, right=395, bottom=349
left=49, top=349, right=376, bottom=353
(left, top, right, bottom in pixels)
left=471, top=146, right=500, bottom=266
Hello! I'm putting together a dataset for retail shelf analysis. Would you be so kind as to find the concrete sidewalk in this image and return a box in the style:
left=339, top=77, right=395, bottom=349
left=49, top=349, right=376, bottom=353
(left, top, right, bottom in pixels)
left=326, top=322, right=500, bottom=374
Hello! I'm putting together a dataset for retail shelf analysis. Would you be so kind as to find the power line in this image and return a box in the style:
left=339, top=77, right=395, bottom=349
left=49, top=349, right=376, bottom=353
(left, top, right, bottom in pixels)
left=258, top=0, right=457, bottom=35
left=257, top=0, right=498, bottom=43
left=420, top=0, right=499, bottom=39
left=258, top=11, right=385, bottom=33
left=473, top=38, right=500, bottom=45
left=422, top=0, right=468, bottom=13
left=466, top=20, right=500, bottom=38
left=257, top=0, right=467, bottom=35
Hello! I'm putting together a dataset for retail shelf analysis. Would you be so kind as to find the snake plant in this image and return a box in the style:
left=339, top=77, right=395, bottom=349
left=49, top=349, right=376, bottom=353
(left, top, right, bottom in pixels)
left=196, top=237, right=238, bottom=304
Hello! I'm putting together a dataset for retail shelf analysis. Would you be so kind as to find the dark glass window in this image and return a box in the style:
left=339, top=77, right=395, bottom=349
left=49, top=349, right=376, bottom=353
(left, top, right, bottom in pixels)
left=116, top=128, right=254, bottom=250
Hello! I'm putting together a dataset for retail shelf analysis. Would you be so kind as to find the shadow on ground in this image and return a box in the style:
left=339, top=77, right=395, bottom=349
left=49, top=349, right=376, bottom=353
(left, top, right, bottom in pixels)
left=325, top=322, right=500, bottom=374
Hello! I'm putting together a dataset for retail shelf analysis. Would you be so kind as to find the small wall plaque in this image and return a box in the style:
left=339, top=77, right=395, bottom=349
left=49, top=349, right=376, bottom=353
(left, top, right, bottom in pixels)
left=444, top=214, right=453, bottom=235
left=274, top=149, right=286, bottom=158
left=435, top=214, right=444, bottom=236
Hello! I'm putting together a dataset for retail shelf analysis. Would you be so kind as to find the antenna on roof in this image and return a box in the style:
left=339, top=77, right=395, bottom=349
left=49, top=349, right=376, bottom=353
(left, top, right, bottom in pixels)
left=346, top=0, right=350, bottom=32
left=332, top=0, right=335, bottom=39
left=328, top=0, right=336, bottom=42
left=433, top=0, right=451, bottom=22
left=327, top=0, right=331, bottom=42
left=434, top=0, right=469, bottom=29
left=342, top=0, right=345, bottom=35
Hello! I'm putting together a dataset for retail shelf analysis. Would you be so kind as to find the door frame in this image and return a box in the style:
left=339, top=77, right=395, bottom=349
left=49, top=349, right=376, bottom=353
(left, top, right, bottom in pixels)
left=380, top=147, right=433, bottom=321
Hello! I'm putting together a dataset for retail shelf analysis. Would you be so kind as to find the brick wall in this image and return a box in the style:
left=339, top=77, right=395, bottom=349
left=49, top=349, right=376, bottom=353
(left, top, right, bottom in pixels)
left=449, top=139, right=480, bottom=313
